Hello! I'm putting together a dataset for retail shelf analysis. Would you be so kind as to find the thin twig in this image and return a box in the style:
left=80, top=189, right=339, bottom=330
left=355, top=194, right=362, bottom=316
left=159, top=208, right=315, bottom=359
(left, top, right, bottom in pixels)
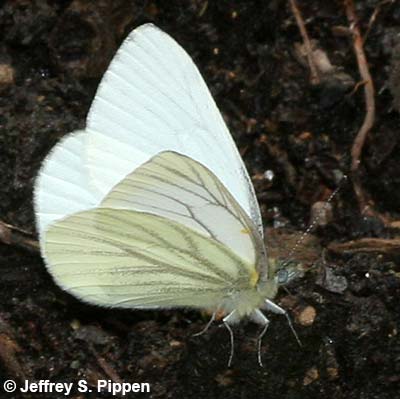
left=344, top=0, right=378, bottom=218
left=90, top=346, right=123, bottom=384
left=363, top=0, right=395, bottom=43
left=0, top=221, right=39, bottom=253
left=348, top=79, right=368, bottom=97
left=289, top=0, right=320, bottom=84
left=0, top=315, right=27, bottom=382
left=328, top=237, right=400, bottom=255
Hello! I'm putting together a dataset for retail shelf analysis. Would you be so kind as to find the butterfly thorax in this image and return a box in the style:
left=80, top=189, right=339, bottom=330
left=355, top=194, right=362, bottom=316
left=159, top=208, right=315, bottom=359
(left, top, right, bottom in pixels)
left=221, top=278, right=278, bottom=319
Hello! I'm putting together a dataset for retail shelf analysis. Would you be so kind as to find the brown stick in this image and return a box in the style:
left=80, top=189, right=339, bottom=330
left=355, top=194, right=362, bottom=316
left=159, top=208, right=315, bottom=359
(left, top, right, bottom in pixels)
left=344, top=0, right=378, bottom=217
left=0, top=316, right=27, bottom=382
left=0, top=221, right=39, bottom=253
left=90, top=346, right=123, bottom=384
left=328, top=237, right=400, bottom=255
left=289, top=0, right=320, bottom=84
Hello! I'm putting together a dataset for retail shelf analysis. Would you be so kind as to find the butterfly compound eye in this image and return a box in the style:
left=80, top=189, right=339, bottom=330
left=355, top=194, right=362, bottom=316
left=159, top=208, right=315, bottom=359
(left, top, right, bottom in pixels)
left=277, top=269, right=289, bottom=285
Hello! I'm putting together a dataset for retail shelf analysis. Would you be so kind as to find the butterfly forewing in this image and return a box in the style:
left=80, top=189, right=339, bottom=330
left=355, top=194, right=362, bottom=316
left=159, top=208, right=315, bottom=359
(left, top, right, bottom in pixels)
left=85, top=24, right=262, bottom=235
left=34, top=131, right=99, bottom=239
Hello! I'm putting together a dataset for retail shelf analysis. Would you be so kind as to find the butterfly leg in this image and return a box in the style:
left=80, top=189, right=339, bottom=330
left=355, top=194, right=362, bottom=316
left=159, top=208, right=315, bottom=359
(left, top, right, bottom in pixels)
left=264, top=299, right=302, bottom=346
left=249, top=309, right=270, bottom=367
left=192, top=311, right=216, bottom=337
left=223, top=310, right=239, bottom=367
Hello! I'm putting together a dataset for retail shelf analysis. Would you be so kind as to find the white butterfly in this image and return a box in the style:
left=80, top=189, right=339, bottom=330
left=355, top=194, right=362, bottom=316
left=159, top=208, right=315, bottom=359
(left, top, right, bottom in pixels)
left=34, top=24, right=299, bottom=366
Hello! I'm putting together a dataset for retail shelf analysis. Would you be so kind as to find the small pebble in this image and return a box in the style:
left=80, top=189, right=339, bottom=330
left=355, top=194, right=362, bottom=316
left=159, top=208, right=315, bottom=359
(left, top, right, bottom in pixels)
left=169, top=340, right=182, bottom=348
left=303, top=366, right=319, bottom=385
left=296, top=305, right=317, bottom=326
left=310, top=201, right=333, bottom=227
left=73, top=325, right=111, bottom=345
left=0, top=64, right=15, bottom=86
left=264, top=169, right=274, bottom=181
left=70, top=319, right=81, bottom=330
left=327, top=366, right=339, bottom=380
left=317, top=266, right=348, bottom=294
left=215, top=370, right=235, bottom=387
left=70, top=360, right=80, bottom=369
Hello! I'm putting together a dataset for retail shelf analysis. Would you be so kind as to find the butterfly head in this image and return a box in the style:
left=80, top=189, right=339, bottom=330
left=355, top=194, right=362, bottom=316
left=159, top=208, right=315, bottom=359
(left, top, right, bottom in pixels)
left=268, top=258, right=302, bottom=286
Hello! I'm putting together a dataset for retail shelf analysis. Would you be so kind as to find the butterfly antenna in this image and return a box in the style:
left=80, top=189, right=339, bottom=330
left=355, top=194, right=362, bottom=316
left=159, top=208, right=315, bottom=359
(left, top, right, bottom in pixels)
left=192, top=311, right=216, bottom=337
left=284, top=174, right=348, bottom=264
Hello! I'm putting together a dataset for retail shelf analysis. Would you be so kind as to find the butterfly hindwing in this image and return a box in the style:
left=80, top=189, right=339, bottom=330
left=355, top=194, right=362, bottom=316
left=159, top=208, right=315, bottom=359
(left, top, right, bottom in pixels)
left=44, top=208, right=255, bottom=309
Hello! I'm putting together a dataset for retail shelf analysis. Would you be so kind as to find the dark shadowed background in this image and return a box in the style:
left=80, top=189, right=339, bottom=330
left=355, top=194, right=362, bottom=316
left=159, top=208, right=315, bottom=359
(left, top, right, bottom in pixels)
left=0, top=1, right=399, bottom=398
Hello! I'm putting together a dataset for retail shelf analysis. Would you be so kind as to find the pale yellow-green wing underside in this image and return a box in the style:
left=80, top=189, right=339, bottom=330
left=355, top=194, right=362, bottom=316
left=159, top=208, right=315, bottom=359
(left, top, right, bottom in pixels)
left=44, top=208, right=256, bottom=309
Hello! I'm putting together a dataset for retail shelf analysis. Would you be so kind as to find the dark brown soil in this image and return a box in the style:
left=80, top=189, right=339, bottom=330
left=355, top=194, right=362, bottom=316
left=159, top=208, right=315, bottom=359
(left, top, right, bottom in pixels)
left=0, top=1, right=399, bottom=398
